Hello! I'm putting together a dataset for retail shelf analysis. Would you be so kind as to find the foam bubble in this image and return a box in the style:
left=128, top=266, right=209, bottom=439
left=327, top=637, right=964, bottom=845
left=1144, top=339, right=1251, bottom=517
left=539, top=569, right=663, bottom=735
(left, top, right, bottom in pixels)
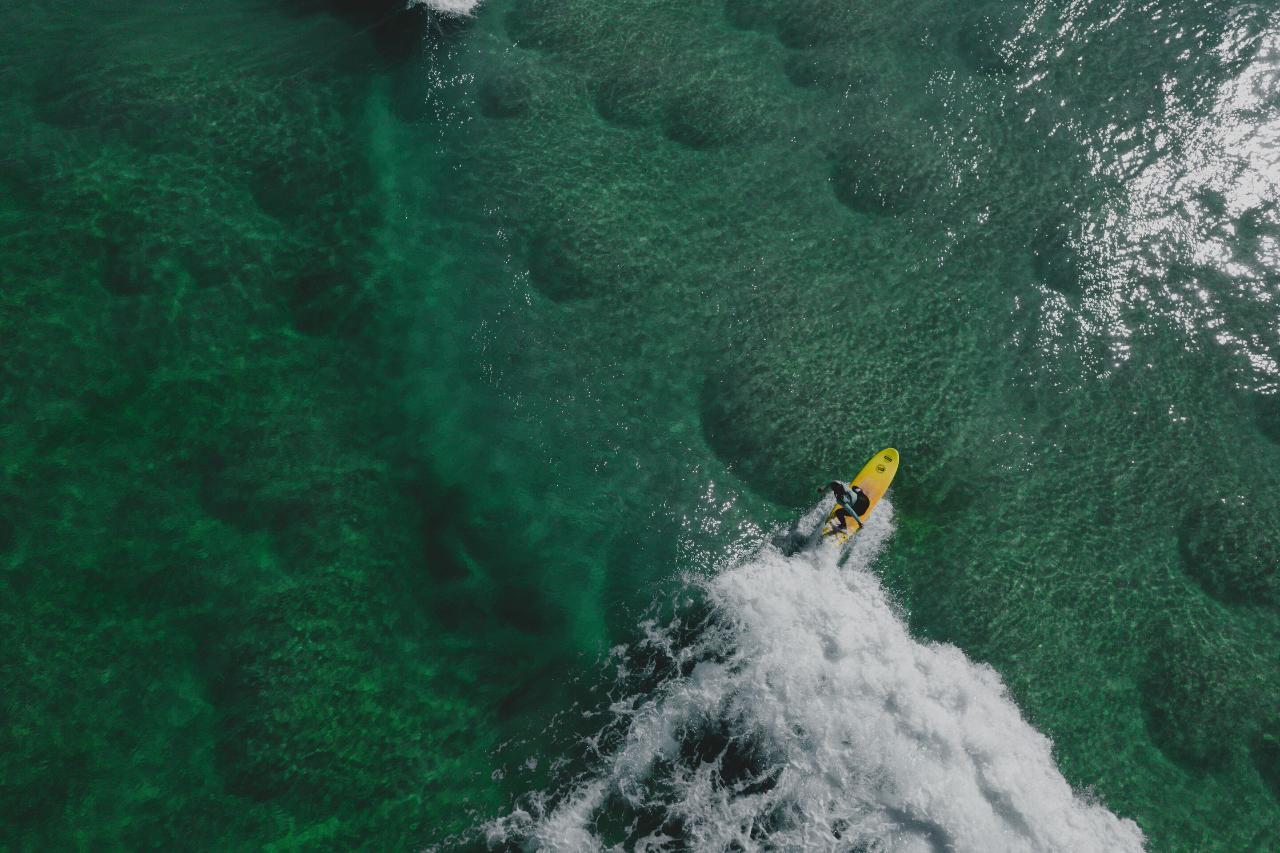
left=486, top=502, right=1146, bottom=851
left=409, top=0, right=481, bottom=16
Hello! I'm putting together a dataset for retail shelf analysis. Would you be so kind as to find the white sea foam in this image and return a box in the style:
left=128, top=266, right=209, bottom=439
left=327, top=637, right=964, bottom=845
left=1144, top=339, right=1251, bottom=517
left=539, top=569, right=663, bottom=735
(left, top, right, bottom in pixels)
left=408, top=0, right=481, bottom=16
left=487, top=501, right=1145, bottom=851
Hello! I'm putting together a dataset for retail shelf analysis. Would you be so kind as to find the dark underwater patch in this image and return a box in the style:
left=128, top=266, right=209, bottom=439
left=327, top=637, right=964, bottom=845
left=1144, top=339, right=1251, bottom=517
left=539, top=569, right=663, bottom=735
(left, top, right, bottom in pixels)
left=0, top=150, right=47, bottom=211
left=662, top=87, right=750, bottom=150
left=401, top=479, right=471, bottom=583
left=197, top=450, right=273, bottom=534
left=830, top=132, right=930, bottom=215
left=957, top=4, right=1031, bottom=76
left=478, top=69, right=533, bottom=119
left=591, top=68, right=660, bottom=129
left=698, top=370, right=798, bottom=506
left=527, top=231, right=596, bottom=302
left=31, top=63, right=108, bottom=132
left=280, top=0, right=436, bottom=67
left=722, top=0, right=779, bottom=33
left=782, top=51, right=828, bottom=88
left=1139, top=620, right=1263, bottom=771
left=784, top=47, right=881, bottom=95
left=286, top=266, right=372, bottom=337
left=1177, top=493, right=1280, bottom=609
left=773, top=1, right=852, bottom=50
left=504, top=1, right=583, bottom=53
left=1253, top=393, right=1280, bottom=445
left=495, top=583, right=561, bottom=635
left=1253, top=729, right=1280, bottom=801
left=250, top=157, right=326, bottom=223
left=101, top=235, right=160, bottom=297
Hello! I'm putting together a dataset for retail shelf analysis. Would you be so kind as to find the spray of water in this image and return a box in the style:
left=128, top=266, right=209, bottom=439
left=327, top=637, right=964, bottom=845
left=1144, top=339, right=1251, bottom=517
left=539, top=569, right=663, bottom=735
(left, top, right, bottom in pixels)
left=409, top=0, right=482, bottom=17
left=486, top=500, right=1145, bottom=851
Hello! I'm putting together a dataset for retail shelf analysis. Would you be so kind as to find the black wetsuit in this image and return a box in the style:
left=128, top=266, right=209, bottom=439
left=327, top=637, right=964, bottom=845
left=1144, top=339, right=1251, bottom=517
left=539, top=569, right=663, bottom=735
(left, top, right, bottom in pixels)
left=827, top=481, right=869, bottom=530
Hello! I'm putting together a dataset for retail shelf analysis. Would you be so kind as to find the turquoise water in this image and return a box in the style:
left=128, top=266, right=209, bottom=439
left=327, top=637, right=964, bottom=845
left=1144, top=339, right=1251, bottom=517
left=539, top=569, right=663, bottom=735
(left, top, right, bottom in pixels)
left=1, top=0, right=1278, bottom=850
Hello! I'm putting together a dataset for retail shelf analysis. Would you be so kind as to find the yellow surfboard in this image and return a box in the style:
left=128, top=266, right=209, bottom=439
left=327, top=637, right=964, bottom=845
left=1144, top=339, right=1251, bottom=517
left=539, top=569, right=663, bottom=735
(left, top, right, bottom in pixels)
left=822, top=448, right=900, bottom=544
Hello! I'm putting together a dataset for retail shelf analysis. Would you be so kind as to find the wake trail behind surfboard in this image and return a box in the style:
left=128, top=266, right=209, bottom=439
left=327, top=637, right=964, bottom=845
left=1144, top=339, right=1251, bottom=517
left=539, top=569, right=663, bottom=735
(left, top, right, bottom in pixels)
left=483, top=499, right=1145, bottom=852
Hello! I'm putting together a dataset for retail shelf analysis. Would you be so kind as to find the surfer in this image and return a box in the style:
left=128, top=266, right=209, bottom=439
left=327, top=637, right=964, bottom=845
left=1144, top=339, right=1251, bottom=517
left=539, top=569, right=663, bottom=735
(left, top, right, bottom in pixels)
left=820, top=480, right=869, bottom=533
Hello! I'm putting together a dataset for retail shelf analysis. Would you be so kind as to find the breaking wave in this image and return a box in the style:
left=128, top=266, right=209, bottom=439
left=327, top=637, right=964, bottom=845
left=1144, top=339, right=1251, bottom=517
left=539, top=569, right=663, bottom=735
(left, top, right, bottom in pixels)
left=409, top=0, right=482, bottom=17
left=485, top=501, right=1145, bottom=851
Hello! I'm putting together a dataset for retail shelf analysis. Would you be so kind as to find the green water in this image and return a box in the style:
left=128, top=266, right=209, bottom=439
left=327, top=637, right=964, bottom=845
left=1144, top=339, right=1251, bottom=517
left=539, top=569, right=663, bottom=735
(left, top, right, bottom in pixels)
left=1, top=0, right=1277, bottom=850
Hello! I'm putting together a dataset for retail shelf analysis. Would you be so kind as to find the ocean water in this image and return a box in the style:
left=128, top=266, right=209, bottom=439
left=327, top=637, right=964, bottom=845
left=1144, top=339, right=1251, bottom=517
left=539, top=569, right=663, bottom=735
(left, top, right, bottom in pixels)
left=2, top=0, right=1277, bottom=851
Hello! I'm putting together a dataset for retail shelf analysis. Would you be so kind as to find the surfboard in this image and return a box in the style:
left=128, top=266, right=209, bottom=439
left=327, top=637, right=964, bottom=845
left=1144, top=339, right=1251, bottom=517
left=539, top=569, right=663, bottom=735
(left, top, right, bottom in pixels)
left=821, top=447, right=900, bottom=544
